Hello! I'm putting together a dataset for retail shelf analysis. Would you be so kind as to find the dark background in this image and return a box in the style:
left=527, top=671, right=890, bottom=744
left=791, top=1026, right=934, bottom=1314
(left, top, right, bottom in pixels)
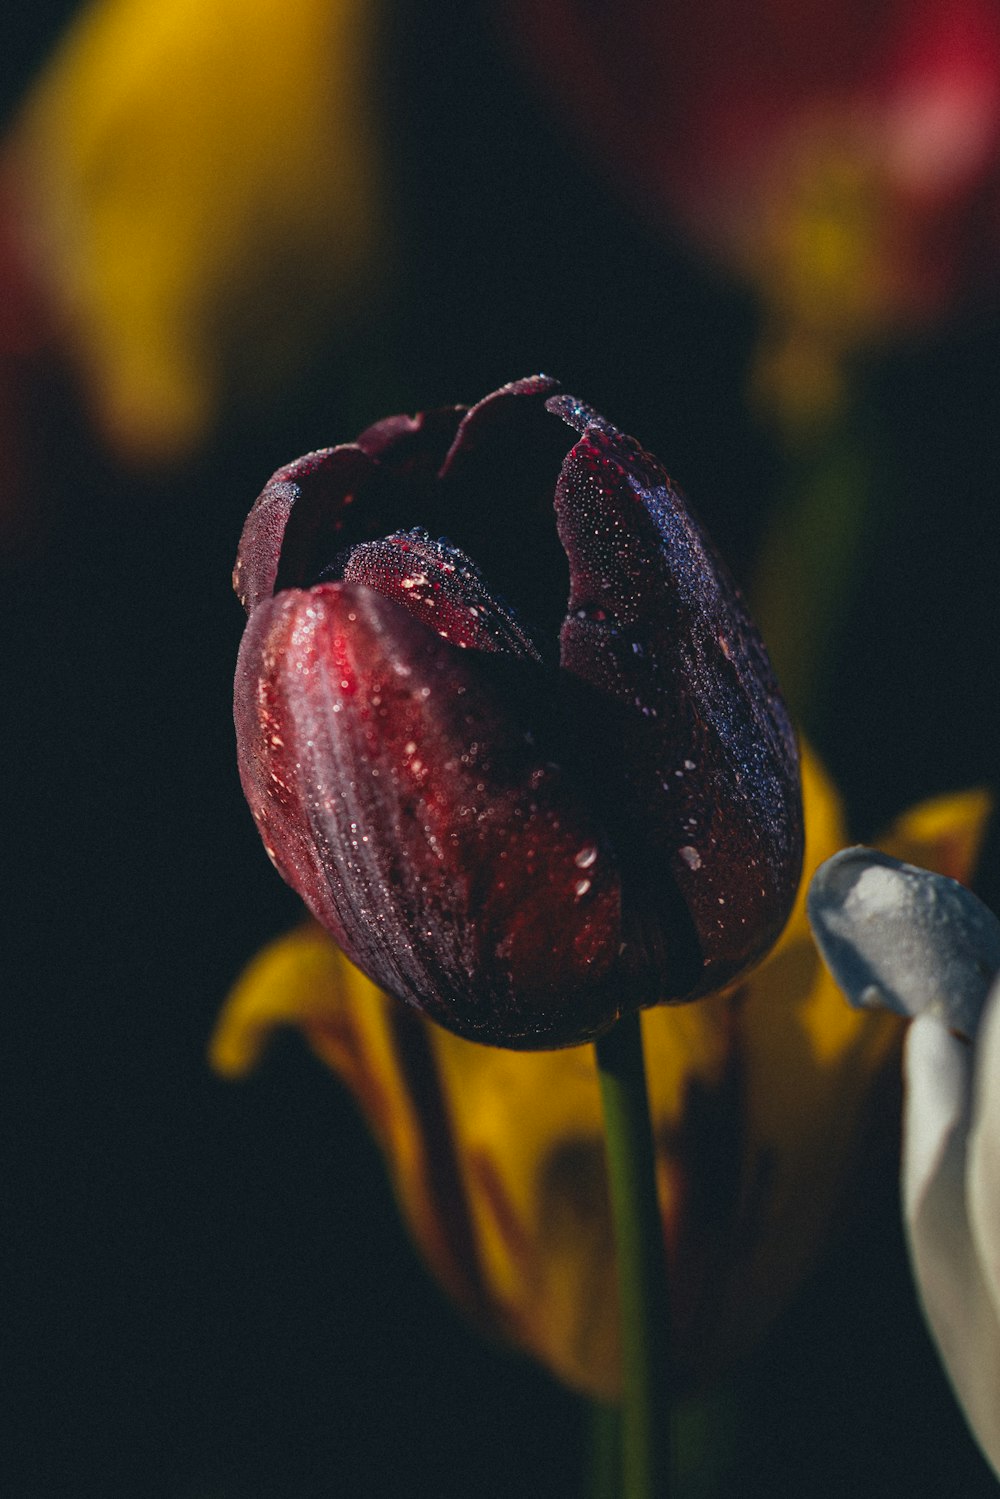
left=4, top=3, right=1000, bottom=1495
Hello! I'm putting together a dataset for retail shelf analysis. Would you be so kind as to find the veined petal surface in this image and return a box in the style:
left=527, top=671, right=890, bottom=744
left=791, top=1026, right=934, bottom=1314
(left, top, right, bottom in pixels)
left=236, top=582, right=622, bottom=1047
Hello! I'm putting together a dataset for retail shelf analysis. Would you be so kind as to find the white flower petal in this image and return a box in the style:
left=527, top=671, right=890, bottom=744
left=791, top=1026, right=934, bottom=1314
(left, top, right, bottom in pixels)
left=808, top=848, right=1000, bottom=1038
left=904, top=1012, right=1000, bottom=1478
left=967, top=976, right=1000, bottom=1458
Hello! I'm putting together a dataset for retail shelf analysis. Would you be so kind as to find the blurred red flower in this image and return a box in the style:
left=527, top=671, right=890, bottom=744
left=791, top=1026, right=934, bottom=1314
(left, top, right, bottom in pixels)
left=508, top=0, right=1000, bottom=337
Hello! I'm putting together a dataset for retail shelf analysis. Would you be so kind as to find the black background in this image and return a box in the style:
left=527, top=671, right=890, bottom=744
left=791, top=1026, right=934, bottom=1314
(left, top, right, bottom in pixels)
left=4, top=3, right=1000, bottom=1495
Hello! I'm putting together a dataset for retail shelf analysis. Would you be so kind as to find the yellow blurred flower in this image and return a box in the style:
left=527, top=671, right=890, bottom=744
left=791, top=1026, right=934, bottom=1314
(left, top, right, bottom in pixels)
left=4, top=0, right=383, bottom=461
left=212, top=748, right=991, bottom=1398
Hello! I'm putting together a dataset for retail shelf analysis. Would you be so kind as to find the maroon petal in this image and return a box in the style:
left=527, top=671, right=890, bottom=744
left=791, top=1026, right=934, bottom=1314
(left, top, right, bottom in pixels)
left=235, top=583, right=623, bottom=1047
left=438, top=374, right=561, bottom=480
left=234, top=405, right=466, bottom=617
left=549, top=394, right=802, bottom=998
left=355, top=404, right=466, bottom=473
left=339, top=530, right=543, bottom=659
left=234, top=445, right=380, bottom=615
left=436, top=375, right=573, bottom=644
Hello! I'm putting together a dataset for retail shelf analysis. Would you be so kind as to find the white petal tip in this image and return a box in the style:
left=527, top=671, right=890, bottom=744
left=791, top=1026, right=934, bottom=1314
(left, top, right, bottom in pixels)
left=807, top=847, right=1000, bottom=1037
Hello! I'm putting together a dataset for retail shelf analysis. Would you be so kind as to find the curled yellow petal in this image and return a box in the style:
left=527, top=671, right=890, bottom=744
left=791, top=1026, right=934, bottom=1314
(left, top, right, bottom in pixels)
left=215, top=927, right=489, bottom=1314
left=211, top=924, right=373, bottom=1079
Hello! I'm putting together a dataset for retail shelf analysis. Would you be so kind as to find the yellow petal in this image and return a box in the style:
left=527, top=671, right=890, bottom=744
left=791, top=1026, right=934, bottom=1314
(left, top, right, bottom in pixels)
left=9, top=0, right=382, bottom=460
left=877, top=787, right=994, bottom=886
left=211, top=924, right=368, bottom=1079
left=215, top=927, right=489, bottom=1313
left=640, top=741, right=891, bottom=1379
left=212, top=750, right=992, bottom=1398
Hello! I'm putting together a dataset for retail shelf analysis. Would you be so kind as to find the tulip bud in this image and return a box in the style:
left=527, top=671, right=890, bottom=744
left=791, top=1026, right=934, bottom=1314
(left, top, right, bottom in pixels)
left=234, top=376, right=803, bottom=1047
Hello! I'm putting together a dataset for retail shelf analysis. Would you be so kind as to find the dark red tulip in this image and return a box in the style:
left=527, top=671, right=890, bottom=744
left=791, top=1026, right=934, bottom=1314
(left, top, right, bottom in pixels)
left=234, top=376, right=803, bottom=1047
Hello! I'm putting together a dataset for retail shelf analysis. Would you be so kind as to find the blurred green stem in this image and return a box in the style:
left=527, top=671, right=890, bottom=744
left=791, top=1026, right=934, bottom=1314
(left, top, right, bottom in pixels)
left=753, top=414, right=873, bottom=737
left=589, top=1388, right=736, bottom=1499
left=587, top=1401, right=622, bottom=1499
left=755, top=362, right=887, bottom=737
left=595, top=1012, right=673, bottom=1499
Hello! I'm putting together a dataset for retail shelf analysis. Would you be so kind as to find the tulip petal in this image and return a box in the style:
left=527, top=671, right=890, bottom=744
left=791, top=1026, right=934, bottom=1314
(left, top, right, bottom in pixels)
left=691, top=749, right=899, bottom=1365
left=212, top=920, right=625, bottom=1393
left=436, top=375, right=574, bottom=646
left=235, top=445, right=377, bottom=614
left=212, top=925, right=488, bottom=1315
left=354, top=405, right=466, bottom=469
left=904, top=1012, right=1000, bottom=1479
left=807, top=849, right=1000, bottom=1039
left=235, top=582, right=622, bottom=1046
left=338, top=529, right=542, bottom=659
left=234, top=405, right=468, bottom=616
left=549, top=395, right=802, bottom=998
left=439, top=375, right=561, bottom=476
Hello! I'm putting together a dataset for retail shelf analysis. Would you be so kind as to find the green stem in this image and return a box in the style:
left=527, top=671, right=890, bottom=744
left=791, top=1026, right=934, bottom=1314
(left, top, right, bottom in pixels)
left=587, top=1401, right=622, bottom=1499
left=752, top=424, right=872, bottom=735
left=595, top=1011, right=673, bottom=1499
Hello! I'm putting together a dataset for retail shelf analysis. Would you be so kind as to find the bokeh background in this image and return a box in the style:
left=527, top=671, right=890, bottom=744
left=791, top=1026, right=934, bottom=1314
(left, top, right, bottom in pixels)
left=5, top=2, right=1000, bottom=1495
